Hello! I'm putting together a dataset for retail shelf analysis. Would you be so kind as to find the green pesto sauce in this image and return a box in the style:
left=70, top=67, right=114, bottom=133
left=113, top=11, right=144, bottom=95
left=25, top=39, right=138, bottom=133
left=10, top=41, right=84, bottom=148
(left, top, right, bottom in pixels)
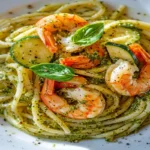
left=87, top=75, right=105, bottom=84
left=100, top=57, right=112, bottom=65
left=85, top=51, right=101, bottom=62
left=0, top=109, right=4, bottom=115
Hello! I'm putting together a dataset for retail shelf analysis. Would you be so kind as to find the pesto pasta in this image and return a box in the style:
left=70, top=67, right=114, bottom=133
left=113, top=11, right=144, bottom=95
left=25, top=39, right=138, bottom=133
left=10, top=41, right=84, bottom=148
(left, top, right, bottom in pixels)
left=0, top=0, right=150, bottom=142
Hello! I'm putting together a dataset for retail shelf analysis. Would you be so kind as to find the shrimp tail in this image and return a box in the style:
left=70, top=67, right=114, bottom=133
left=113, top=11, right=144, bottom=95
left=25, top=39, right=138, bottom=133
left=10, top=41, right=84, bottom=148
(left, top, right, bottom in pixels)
left=55, top=76, right=87, bottom=89
left=129, top=43, right=150, bottom=64
left=41, top=79, right=55, bottom=96
left=44, top=31, right=58, bottom=53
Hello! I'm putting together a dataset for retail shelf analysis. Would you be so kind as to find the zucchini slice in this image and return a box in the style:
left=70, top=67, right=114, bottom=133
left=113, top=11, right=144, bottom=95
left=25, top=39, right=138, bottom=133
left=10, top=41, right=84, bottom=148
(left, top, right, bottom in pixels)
left=102, top=27, right=140, bottom=45
left=106, top=42, right=139, bottom=65
left=10, top=36, right=53, bottom=68
left=119, top=22, right=142, bottom=31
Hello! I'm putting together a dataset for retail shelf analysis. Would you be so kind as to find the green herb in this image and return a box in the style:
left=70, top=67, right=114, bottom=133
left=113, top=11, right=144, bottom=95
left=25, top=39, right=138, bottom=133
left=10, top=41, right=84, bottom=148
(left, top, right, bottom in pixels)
left=85, top=51, right=100, bottom=61
left=71, top=22, right=104, bottom=46
left=30, top=63, right=75, bottom=82
left=80, top=100, right=86, bottom=104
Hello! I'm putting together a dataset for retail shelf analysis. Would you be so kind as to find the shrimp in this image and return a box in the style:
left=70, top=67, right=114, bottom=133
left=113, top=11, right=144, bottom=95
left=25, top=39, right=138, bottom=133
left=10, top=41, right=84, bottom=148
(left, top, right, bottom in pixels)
left=36, top=13, right=87, bottom=53
left=60, top=42, right=105, bottom=69
left=36, top=13, right=105, bottom=69
left=40, top=77, right=105, bottom=119
left=105, top=43, right=150, bottom=96
left=55, top=76, right=87, bottom=89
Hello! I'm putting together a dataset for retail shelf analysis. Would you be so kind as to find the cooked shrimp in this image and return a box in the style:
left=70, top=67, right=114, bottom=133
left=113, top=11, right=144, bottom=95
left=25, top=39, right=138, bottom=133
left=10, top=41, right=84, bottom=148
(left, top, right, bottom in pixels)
left=55, top=76, right=87, bottom=89
left=36, top=13, right=87, bottom=53
left=60, top=42, right=105, bottom=69
left=41, top=77, right=105, bottom=119
left=105, top=43, right=150, bottom=96
left=129, top=43, right=150, bottom=64
left=36, top=13, right=105, bottom=69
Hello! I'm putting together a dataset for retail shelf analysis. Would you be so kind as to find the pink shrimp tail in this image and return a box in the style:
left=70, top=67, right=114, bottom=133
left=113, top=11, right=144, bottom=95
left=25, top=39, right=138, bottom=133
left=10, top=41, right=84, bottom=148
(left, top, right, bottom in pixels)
left=129, top=43, right=150, bottom=64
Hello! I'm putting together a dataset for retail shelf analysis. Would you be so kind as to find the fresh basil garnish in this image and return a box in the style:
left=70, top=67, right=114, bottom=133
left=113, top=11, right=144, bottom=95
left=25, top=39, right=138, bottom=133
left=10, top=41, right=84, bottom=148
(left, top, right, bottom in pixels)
left=71, top=22, right=104, bottom=46
left=30, top=63, right=75, bottom=82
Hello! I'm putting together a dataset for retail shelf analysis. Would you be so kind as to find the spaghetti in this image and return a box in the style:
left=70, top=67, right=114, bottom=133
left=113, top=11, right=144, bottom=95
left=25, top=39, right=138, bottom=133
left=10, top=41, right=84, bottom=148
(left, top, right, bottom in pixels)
left=0, top=0, right=150, bottom=142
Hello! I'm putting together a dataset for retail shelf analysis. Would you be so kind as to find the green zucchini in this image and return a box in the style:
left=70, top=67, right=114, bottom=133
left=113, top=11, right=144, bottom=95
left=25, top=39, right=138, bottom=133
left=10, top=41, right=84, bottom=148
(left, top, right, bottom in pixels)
left=10, top=36, right=53, bottom=68
left=119, top=22, right=142, bottom=31
left=106, top=42, right=139, bottom=65
left=102, top=27, right=140, bottom=45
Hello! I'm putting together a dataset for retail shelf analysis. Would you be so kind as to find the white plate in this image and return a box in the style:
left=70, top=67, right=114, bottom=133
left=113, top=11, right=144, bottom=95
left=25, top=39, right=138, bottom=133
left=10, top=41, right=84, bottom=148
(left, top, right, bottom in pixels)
left=0, top=0, right=150, bottom=150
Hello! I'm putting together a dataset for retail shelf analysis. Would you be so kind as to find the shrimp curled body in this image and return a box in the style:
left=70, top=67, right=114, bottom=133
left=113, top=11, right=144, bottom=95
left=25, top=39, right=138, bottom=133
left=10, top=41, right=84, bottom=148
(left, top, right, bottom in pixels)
left=105, top=43, right=150, bottom=96
left=36, top=13, right=105, bottom=69
left=41, top=77, right=105, bottom=119
left=36, top=13, right=87, bottom=53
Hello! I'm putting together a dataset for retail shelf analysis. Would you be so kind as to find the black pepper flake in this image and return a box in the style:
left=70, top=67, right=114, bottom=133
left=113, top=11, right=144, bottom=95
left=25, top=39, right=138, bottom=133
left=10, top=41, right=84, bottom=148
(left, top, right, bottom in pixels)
left=126, top=143, right=130, bottom=146
left=27, top=5, right=33, bottom=9
left=146, top=142, right=150, bottom=144
left=8, top=11, right=13, bottom=14
left=118, top=141, right=122, bottom=144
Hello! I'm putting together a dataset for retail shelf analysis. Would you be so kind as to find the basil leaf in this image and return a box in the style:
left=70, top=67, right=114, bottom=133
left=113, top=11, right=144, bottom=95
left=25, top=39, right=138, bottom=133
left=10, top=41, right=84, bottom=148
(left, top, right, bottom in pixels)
left=30, top=63, right=75, bottom=82
left=71, top=22, right=104, bottom=46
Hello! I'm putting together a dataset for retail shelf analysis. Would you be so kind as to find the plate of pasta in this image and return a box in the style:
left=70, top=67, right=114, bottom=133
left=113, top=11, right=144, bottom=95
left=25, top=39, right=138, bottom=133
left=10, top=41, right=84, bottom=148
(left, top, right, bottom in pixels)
left=0, top=0, right=150, bottom=150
